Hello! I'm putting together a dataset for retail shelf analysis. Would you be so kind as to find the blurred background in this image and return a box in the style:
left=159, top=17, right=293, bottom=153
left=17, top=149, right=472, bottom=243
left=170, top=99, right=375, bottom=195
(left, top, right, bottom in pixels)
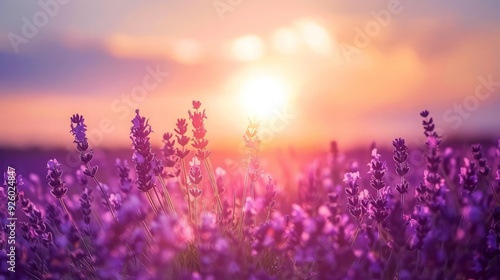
left=1, top=0, right=500, bottom=176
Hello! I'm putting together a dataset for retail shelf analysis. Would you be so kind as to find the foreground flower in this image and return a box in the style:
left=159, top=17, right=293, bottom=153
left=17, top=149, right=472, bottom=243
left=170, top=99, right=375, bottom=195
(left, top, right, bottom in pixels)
left=420, top=110, right=445, bottom=211
left=460, top=158, right=478, bottom=194
left=70, top=114, right=93, bottom=164
left=189, top=156, right=203, bottom=185
left=116, top=159, right=133, bottom=193
left=393, top=138, right=410, bottom=218
left=47, top=159, right=96, bottom=271
left=47, top=159, right=68, bottom=199
left=344, top=171, right=367, bottom=221
left=70, top=113, right=116, bottom=219
left=368, top=148, right=387, bottom=192
left=130, top=109, right=157, bottom=193
left=189, top=100, right=211, bottom=159
left=189, top=188, right=202, bottom=198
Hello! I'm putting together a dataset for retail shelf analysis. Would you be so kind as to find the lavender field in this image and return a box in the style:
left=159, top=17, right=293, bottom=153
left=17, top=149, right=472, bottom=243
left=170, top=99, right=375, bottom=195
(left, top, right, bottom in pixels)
left=2, top=1, right=500, bottom=280
left=1, top=100, right=499, bottom=279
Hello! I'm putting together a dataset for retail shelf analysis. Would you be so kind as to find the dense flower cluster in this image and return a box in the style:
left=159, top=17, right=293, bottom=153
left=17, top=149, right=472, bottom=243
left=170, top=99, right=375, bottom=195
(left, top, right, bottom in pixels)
left=70, top=114, right=93, bottom=164
left=130, top=109, right=160, bottom=193
left=47, top=159, right=68, bottom=199
left=344, top=171, right=367, bottom=221
left=189, top=101, right=210, bottom=160
left=116, top=159, right=133, bottom=193
left=2, top=105, right=500, bottom=280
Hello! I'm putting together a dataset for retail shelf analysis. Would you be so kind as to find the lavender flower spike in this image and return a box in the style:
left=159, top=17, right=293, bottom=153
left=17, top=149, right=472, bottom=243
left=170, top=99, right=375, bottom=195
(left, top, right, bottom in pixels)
left=47, top=159, right=68, bottom=199
left=130, top=109, right=156, bottom=193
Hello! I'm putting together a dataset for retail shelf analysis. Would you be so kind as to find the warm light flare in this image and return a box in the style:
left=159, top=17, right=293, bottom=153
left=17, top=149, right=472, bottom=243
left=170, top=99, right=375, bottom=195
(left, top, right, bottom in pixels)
left=230, top=35, right=265, bottom=62
left=239, top=75, right=288, bottom=118
left=294, top=19, right=333, bottom=55
left=272, top=27, right=300, bottom=54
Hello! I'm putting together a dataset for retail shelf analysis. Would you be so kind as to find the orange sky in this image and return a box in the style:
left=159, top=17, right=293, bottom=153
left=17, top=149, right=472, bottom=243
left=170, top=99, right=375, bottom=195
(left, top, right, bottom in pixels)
left=1, top=1, right=500, bottom=152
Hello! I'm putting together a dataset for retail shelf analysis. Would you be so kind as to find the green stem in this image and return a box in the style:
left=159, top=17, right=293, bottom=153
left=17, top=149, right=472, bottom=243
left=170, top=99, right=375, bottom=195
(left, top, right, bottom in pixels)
left=91, top=211, right=103, bottom=229
left=378, top=222, right=382, bottom=244
left=349, top=219, right=363, bottom=246
left=59, top=198, right=96, bottom=273
left=85, top=163, right=116, bottom=220
left=439, top=166, right=461, bottom=213
left=250, top=180, right=256, bottom=225
left=382, top=250, right=393, bottom=278
left=400, top=176, right=405, bottom=220
left=414, top=251, right=420, bottom=276
left=203, top=159, right=223, bottom=215
left=152, top=185, right=167, bottom=213
left=239, top=165, right=251, bottom=238
left=486, top=176, right=500, bottom=205
left=181, top=159, right=192, bottom=224
left=27, top=271, right=42, bottom=280
left=401, top=193, right=405, bottom=220
left=232, top=192, right=237, bottom=224
left=137, top=209, right=154, bottom=247
left=194, top=197, right=199, bottom=240
left=145, top=191, right=159, bottom=215
left=35, top=251, right=47, bottom=275
left=250, top=180, right=255, bottom=200
left=79, top=173, right=149, bottom=273
left=158, top=175, right=177, bottom=216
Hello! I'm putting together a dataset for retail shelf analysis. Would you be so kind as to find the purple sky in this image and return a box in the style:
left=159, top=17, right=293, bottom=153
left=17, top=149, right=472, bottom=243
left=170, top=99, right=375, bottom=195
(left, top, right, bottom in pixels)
left=1, top=0, right=500, bottom=151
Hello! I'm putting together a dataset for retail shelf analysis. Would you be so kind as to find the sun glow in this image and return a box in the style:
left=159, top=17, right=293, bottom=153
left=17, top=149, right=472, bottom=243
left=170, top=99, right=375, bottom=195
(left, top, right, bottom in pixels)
left=230, top=35, right=265, bottom=62
left=239, top=75, right=289, bottom=118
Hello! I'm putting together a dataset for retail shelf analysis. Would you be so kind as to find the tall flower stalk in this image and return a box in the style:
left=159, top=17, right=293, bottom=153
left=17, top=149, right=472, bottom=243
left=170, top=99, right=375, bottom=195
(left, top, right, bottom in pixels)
left=13, top=100, right=500, bottom=278
left=393, top=138, right=410, bottom=219
left=420, top=110, right=445, bottom=211
left=459, top=157, right=478, bottom=196
left=80, top=187, right=93, bottom=236
left=173, top=118, right=192, bottom=222
left=116, top=159, right=133, bottom=194
left=344, top=171, right=368, bottom=245
left=188, top=156, right=203, bottom=227
left=70, top=114, right=116, bottom=220
left=239, top=119, right=260, bottom=238
left=263, top=177, right=277, bottom=222
left=130, top=110, right=175, bottom=215
left=471, top=144, right=499, bottom=204
left=189, top=101, right=223, bottom=215
left=159, top=132, right=180, bottom=215
left=47, top=159, right=96, bottom=273
left=368, top=149, right=389, bottom=241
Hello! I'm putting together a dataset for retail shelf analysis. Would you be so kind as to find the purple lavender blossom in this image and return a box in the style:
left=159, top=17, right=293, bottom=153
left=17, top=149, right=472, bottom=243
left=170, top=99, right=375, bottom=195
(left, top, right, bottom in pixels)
left=344, top=171, right=367, bottom=221
left=189, top=101, right=211, bottom=160
left=460, top=158, right=479, bottom=194
left=174, top=118, right=191, bottom=159
left=116, top=158, right=133, bottom=193
left=80, top=187, right=93, bottom=225
left=130, top=109, right=158, bottom=192
left=189, top=187, right=202, bottom=198
left=9, top=101, right=500, bottom=279
left=368, top=149, right=387, bottom=192
left=162, top=132, right=181, bottom=178
left=70, top=114, right=93, bottom=164
left=471, top=144, right=490, bottom=176
left=263, top=177, right=277, bottom=215
left=407, top=205, right=431, bottom=251
left=47, top=159, right=68, bottom=199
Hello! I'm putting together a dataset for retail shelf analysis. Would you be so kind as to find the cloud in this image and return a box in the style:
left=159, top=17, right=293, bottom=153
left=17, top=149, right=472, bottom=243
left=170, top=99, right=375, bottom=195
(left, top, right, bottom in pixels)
left=0, top=38, right=175, bottom=95
left=104, top=35, right=205, bottom=65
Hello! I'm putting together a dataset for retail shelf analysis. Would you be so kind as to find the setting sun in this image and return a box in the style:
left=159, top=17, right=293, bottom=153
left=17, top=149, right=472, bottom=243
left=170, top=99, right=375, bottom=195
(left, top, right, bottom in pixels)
left=3, top=1, right=500, bottom=278
left=239, top=75, right=289, bottom=118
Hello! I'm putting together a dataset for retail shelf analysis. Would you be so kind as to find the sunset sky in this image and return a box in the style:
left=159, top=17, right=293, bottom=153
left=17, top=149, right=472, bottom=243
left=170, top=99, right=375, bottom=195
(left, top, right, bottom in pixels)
left=1, top=0, right=500, bottom=153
